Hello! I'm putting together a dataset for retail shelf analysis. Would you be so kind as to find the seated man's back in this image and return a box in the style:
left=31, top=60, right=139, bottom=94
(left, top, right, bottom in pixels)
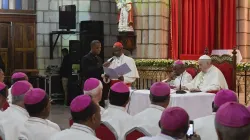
left=133, top=82, right=170, bottom=136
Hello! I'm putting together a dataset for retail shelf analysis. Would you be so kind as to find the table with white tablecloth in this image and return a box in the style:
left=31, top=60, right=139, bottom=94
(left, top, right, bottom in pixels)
left=127, top=90, right=215, bottom=120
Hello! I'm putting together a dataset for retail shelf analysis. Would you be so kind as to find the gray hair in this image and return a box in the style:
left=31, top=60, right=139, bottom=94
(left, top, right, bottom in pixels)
left=84, top=81, right=103, bottom=97
left=12, top=94, right=25, bottom=104
left=215, top=121, right=250, bottom=140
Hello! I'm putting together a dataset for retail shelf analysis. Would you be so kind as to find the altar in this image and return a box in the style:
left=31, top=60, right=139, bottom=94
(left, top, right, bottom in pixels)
left=127, top=89, right=215, bottom=120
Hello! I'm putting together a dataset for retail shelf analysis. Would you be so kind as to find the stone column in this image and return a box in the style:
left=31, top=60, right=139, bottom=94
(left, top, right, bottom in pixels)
left=237, top=0, right=250, bottom=62
left=133, top=0, right=170, bottom=58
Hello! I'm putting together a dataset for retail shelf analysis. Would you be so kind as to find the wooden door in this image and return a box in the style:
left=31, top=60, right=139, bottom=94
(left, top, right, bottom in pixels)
left=0, top=23, right=11, bottom=75
left=12, top=23, right=36, bottom=70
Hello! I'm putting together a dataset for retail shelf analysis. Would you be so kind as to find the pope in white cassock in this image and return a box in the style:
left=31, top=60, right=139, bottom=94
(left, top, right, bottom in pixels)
left=183, top=55, right=228, bottom=92
left=102, top=42, right=139, bottom=87
left=133, top=82, right=170, bottom=136
left=162, top=60, right=192, bottom=88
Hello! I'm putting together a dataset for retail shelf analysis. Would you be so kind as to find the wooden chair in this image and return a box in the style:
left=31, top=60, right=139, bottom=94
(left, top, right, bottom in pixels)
left=124, top=127, right=151, bottom=140
left=210, top=48, right=237, bottom=91
left=95, top=121, right=118, bottom=140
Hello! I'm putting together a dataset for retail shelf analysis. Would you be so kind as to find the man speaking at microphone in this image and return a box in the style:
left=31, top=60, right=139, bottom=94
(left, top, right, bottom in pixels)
left=102, top=42, right=139, bottom=87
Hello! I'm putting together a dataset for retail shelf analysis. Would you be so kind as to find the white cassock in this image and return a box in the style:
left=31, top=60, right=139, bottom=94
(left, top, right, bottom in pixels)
left=18, top=117, right=61, bottom=140
left=133, top=104, right=164, bottom=136
left=138, top=133, right=176, bottom=140
left=7, top=86, right=12, bottom=104
left=49, top=123, right=99, bottom=140
left=194, top=113, right=217, bottom=140
left=162, top=71, right=192, bottom=88
left=102, top=104, right=133, bottom=140
left=184, top=65, right=228, bottom=92
left=0, top=104, right=29, bottom=140
left=104, top=54, right=139, bottom=84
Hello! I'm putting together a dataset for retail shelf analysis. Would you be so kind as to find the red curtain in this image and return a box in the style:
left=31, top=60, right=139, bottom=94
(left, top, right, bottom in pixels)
left=220, top=0, right=236, bottom=49
left=181, top=0, right=216, bottom=58
left=169, top=0, right=236, bottom=60
left=169, top=0, right=179, bottom=59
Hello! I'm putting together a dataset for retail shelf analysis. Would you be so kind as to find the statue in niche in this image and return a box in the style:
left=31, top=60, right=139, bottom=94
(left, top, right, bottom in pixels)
left=116, top=0, right=134, bottom=32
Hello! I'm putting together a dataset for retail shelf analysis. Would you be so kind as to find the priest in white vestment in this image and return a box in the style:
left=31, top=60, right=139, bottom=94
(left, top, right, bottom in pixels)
left=183, top=55, right=228, bottom=92
left=83, top=78, right=105, bottom=114
left=162, top=60, right=192, bottom=88
left=50, top=95, right=100, bottom=140
left=133, top=82, right=170, bottom=136
left=7, top=72, right=28, bottom=104
left=194, top=89, right=238, bottom=140
left=18, top=88, right=60, bottom=140
left=102, top=82, right=133, bottom=140
left=139, top=107, right=201, bottom=140
left=0, top=81, right=32, bottom=140
left=102, top=42, right=139, bottom=87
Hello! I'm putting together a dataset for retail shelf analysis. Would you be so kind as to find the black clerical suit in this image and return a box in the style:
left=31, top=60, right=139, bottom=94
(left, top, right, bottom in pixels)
left=80, top=52, right=108, bottom=107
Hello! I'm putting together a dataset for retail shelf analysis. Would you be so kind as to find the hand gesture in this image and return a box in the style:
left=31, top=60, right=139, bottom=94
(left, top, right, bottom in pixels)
left=103, top=62, right=111, bottom=67
left=118, top=76, right=124, bottom=81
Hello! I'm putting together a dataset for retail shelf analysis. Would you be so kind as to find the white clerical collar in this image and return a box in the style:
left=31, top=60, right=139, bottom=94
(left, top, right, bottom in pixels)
left=149, top=104, right=165, bottom=111
left=108, top=104, right=126, bottom=111
left=71, top=123, right=96, bottom=136
left=9, top=104, right=29, bottom=117
left=157, top=133, right=178, bottom=140
left=28, top=117, right=48, bottom=125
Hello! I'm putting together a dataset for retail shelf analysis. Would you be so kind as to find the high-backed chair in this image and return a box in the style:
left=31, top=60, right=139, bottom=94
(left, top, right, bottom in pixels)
left=210, top=48, right=237, bottom=91
left=124, top=127, right=151, bottom=140
left=95, top=121, right=118, bottom=140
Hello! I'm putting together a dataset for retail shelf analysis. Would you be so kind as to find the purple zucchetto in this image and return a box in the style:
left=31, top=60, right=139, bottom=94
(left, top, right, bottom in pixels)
left=150, top=82, right=170, bottom=96
left=83, top=78, right=101, bottom=91
left=24, top=88, right=46, bottom=105
left=174, top=60, right=184, bottom=65
left=110, top=82, right=129, bottom=94
left=214, top=89, right=238, bottom=108
left=160, top=107, right=189, bottom=131
left=70, top=95, right=92, bottom=112
left=11, top=81, right=32, bottom=96
left=0, top=82, right=6, bottom=91
left=11, top=72, right=27, bottom=79
left=216, top=102, right=250, bottom=127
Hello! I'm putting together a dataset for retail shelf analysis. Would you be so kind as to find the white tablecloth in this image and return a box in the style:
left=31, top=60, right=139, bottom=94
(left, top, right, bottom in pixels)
left=211, top=49, right=242, bottom=63
left=127, top=90, right=215, bottom=120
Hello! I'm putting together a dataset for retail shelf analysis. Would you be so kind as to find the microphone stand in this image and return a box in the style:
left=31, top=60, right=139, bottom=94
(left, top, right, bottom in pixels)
left=176, top=73, right=187, bottom=94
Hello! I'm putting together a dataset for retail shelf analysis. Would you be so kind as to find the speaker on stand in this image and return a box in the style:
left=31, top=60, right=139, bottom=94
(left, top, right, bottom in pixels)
left=80, top=21, right=104, bottom=61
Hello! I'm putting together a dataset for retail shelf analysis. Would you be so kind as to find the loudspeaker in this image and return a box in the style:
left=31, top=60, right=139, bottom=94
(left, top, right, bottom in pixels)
left=59, top=5, right=76, bottom=30
left=69, top=40, right=81, bottom=64
left=80, top=21, right=104, bottom=60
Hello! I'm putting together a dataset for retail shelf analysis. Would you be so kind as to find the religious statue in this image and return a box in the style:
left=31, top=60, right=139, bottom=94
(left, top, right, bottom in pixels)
left=116, top=0, right=134, bottom=32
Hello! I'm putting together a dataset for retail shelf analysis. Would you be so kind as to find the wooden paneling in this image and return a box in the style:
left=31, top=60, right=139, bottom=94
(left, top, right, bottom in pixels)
left=0, top=23, right=11, bottom=74
left=13, top=23, right=36, bottom=70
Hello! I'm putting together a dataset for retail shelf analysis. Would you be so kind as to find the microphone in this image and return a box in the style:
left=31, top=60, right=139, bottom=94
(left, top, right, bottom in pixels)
left=176, top=73, right=187, bottom=94
left=108, top=56, right=115, bottom=63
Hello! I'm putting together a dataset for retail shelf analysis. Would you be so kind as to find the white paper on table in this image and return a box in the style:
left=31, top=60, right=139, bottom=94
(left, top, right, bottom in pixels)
left=114, top=63, right=131, bottom=76
left=103, top=67, right=119, bottom=79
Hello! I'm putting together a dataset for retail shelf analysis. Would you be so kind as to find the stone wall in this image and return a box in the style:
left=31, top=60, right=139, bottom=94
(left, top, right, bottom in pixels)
left=36, top=0, right=118, bottom=74
left=236, top=0, right=250, bottom=62
left=133, top=0, right=170, bottom=58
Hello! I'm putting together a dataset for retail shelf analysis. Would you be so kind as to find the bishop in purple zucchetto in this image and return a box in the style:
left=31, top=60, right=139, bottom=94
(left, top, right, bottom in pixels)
left=150, top=82, right=170, bottom=97
left=11, top=81, right=32, bottom=96
left=110, top=82, right=129, bottom=94
left=70, top=95, right=92, bottom=113
left=214, top=89, right=238, bottom=108
left=160, top=107, right=189, bottom=131
left=11, top=72, right=27, bottom=80
left=24, top=88, right=46, bottom=105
